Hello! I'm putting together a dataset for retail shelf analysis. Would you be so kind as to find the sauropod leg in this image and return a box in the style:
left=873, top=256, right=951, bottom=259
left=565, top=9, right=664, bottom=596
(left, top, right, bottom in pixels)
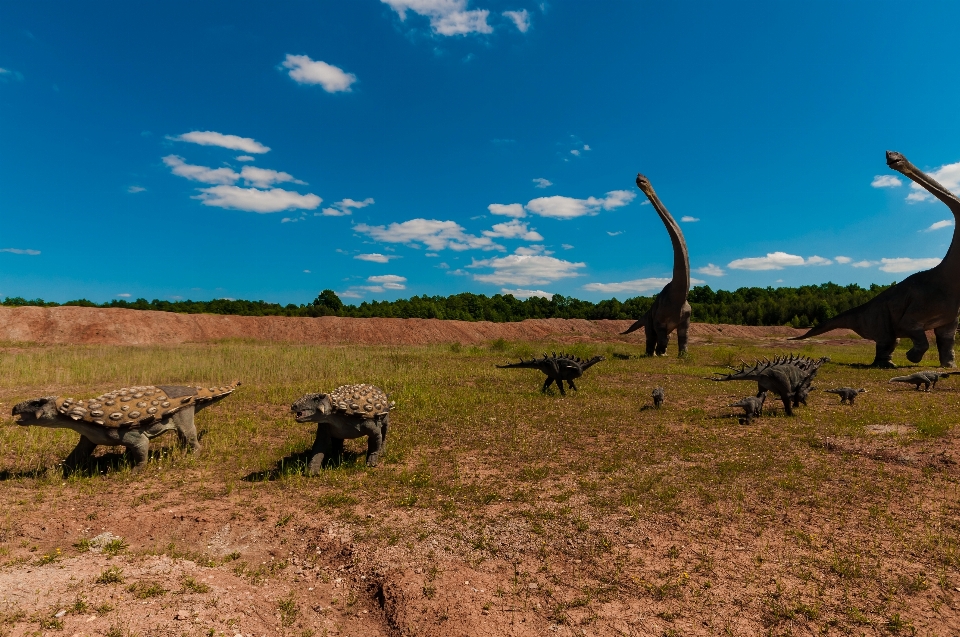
left=63, top=436, right=97, bottom=472
left=365, top=425, right=383, bottom=467
left=644, top=315, right=657, bottom=356
left=676, top=319, right=690, bottom=356
left=654, top=325, right=670, bottom=357
left=935, top=319, right=958, bottom=368
left=122, top=431, right=151, bottom=469
left=172, top=407, right=201, bottom=452
left=307, top=426, right=333, bottom=475
left=903, top=329, right=930, bottom=364
left=872, top=335, right=898, bottom=368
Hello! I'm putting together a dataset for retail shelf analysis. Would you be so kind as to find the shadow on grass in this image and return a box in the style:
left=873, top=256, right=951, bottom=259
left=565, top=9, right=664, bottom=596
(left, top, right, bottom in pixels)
left=241, top=449, right=364, bottom=482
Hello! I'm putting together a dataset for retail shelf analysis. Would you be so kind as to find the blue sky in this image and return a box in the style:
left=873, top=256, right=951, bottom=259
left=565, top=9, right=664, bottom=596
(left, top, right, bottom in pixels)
left=4, top=1, right=960, bottom=304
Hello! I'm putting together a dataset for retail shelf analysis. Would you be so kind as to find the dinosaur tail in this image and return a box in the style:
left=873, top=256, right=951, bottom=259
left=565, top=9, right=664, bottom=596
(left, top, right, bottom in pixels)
left=496, top=360, right=543, bottom=370
left=621, top=312, right=649, bottom=335
left=888, top=376, right=911, bottom=383
left=789, top=305, right=863, bottom=340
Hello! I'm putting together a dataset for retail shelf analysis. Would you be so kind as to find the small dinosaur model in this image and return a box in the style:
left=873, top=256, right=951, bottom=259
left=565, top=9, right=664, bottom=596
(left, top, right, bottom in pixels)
left=888, top=370, right=957, bottom=391
left=11, top=382, right=240, bottom=470
left=652, top=387, right=665, bottom=408
left=621, top=173, right=692, bottom=357
left=793, top=152, right=960, bottom=368
left=497, top=353, right=605, bottom=396
left=824, top=387, right=866, bottom=404
left=793, top=385, right=814, bottom=408
left=291, top=383, right=393, bottom=474
left=729, top=390, right=766, bottom=424
left=713, top=355, right=824, bottom=416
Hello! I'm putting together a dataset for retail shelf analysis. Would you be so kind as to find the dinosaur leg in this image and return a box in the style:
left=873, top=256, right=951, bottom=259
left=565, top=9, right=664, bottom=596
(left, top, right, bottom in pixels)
left=63, top=436, right=97, bottom=472
left=171, top=407, right=201, bottom=453
left=935, top=319, right=958, bottom=368
left=541, top=377, right=554, bottom=394
left=644, top=315, right=657, bottom=356
left=654, top=325, right=670, bottom=357
left=871, top=335, right=898, bottom=368
left=567, top=379, right=578, bottom=392
left=903, top=329, right=930, bottom=364
left=122, top=431, right=151, bottom=470
left=676, top=317, right=690, bottom=357
left=307, top=426, right=333, bottom=475
left=365, top=425, right=384, bottom=467
left=556, top=379, right=566, bottom=396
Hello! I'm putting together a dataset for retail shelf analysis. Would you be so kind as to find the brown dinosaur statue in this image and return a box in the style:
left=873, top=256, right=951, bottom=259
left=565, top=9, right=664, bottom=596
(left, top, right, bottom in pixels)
left=792, top=151, right=960, bottom=368
left=622, top=173, right=692, bottom=356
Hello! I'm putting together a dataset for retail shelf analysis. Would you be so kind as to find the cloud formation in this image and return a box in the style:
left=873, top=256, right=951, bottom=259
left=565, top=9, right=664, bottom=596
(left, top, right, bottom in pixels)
left=488, top=203, right=526, bottom=218
left=695, top=263, right=725, bottom=276
left=240, top=166, right=305, bottom=188
left=281, top=54, right=357, bottom=92
left=0, top=248, right=40, bottom=255
left=906, top=161, right=960, bottom=202
left=871, top=175, right=902, bottom=188
left=482, top=220, right=543, bottom=241
left=382, top=0, right=493, bottom=36
left=170, top=131, right=270, bottom=154
left=367, top=274, right=407, bottom=290
left=321, top=197, right=375, bottom=217
left=354, top=253, right=397, bottom=263
left=532, top=178, right=552, bottom=189
left=163, top=155, right=239, bottom=185
left=727, top=252, right=832, bottom=271
left=835, top=256, right=852, bottom=264
left=194, top=186, right=321, bottom=213
left=470, top=248, right=585, bottom=286
left=501, top=288, right=553, bottom=299
left=127, top=185, right=146, bottom=193
left=680, top=216, right=699, bottom=222
left=503, top=9, right=530, bottom=32
left=924, top=219, right=954, bottom=232
left=524, top=190, right=635, bottom=219
left=582, top=277, right=670, bottom=294
left=354, top=218, right=502, bottom=251
left=878, top=257, right=941, bottom=273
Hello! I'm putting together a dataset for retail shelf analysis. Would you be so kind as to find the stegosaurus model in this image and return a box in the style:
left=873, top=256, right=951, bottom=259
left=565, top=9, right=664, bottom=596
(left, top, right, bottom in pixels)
left=729, top=391, right=766, bottom=424
left=12, top=382, right=240, bottom=470
left=497, top=353, right=605, bottom=396
left=713, top=355, right=826, bottom=416
left=888, top=370, right=958, bottom=391
left=291, top=383, right=393, bottom=474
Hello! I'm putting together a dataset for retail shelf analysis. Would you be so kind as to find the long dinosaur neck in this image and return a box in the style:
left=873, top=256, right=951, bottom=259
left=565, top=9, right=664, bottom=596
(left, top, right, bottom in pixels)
left=642, top=182, right=690, bottom=297
left=887, top=151, right=960, bottom=273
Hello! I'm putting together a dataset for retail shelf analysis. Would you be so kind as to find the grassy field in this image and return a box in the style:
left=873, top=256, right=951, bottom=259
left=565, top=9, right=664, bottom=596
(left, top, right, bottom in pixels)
left=1, top=338, right=959, bottom=635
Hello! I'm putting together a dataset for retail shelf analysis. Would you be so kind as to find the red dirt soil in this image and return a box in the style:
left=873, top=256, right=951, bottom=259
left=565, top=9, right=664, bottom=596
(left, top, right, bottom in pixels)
left=0, top=306, right=855, bottom=346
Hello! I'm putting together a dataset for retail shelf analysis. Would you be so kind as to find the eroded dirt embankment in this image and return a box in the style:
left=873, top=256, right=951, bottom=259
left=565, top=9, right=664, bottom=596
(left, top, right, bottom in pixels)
left=0, top=306, right=847, bottom=346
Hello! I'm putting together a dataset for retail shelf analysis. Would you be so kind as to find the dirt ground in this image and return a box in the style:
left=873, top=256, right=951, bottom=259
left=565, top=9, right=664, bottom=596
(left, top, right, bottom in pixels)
left=0, top=305, right=856, bottom=347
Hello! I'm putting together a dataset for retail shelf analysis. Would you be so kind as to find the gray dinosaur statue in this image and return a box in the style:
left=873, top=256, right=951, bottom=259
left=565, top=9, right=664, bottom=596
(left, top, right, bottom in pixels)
left=11, top=382, right=240, bottom=470
left=793, top=151, right=960, bottom=368
left=793, top=385, right=814, bottom=408
left=824, top=387, right=866, bottom=404
left=713, top=355, right=825, bottom=416
left=621, top=173, right=692, bottom=357
left=729, top=390, right=766, bottom=424
left=889, top=370, right=958, bottom=391
left=497, top=353, right=605, bottom=396
left=652, top=387, right=665, bottom=408
left=291, top=383, right=393, bottom=474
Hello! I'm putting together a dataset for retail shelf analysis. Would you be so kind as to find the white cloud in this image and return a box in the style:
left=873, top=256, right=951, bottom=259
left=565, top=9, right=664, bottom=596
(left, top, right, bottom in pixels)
left=0, top=67, right=23, bottom=81
left=607, top=231, right=623, bottom=236
left=680, top=216, right=699, bottom=222
left=470, top=250, right=585, bottom=286
left=354, top=218, right=503, bottom=251
left=321, top=197, right=375, bottom=216
left=116, top=293, right=131, bottom=298
left=355, top=253, right=397, bottom=263
left=367, top=274, right=407, bottom=290
left=236, top=155, right=255, bottom=162
left=503, top=9, right=530, bottom=32
left=570, top=149, right=580, bottom=156
left=879, top=257, right=941, bottom=273
left=502, top=288, right=553, bottom=299
left=583, top=144, right=591, bottom=151
left=488, top=203, right=526, bottom=218
left=127, top=185, right=146, bottom=193
left=163, top=155, right=239, bottom=185
left=194, top=186, right=322, bottom=213
left=483, top=220, right=543, bottom=241
left=561, top=244, right=574, bottom=250
left=851, top=260, right=877, bottom=268
left=240, top=166, right=305, bottom=188
left=905, top=161, right=960, bottom=202
left=525, top=190, right=636, bottom=219
left=695, top=263, right=725, bottom=277
left=0, top=248, right=40, bottom=255
left=582, top=277, right=670, bottom=294
left=871, top=175, right=902, bottom=188
left=532, top=178, right=552, bottom=189
left=436, top=262, right=449, bottom=269
left=382, top=0, right=493, bottom=36
left=924, top=219, right=954, bottom=232
left=727, top=252, right=833, bottom=271
left=170, top=131, right=270, bottom=154
left=303, top=270, right=311, bottom=273
left=835, top=256, right=852, bottom=264
left=281, top=54, right=357, bottom=92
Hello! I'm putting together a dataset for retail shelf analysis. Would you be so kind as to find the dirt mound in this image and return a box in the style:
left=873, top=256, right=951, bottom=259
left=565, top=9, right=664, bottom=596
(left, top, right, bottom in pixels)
left=0, top=306, right=849, bottom=346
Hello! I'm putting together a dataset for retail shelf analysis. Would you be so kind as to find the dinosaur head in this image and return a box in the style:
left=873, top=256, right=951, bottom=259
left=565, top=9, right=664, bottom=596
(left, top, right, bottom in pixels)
left=290, top=393, right=331, bottom=423
left=635, top=173, right=654, bottom=196
left=886, top=150, right=907, bottom=171
left=11, top=397, right=59, bottom=426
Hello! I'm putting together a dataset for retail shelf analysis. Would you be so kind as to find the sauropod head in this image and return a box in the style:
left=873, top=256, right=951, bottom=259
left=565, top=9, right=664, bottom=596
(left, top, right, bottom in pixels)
left=635, top=173, right=653, bottom=196
left=11, top=397, right=58, bottom=425
left=290, top=393, right=330, bottom=423
left=885, top=150, right=906, bottom=170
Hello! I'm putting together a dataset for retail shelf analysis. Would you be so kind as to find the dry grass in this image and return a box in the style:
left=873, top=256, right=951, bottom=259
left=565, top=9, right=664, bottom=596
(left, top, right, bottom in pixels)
left=1, top=338, right=959, bottom=632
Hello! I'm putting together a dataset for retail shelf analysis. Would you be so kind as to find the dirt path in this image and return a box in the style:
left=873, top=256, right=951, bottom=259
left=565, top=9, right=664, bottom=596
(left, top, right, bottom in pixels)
left=0, top=306, right=853, bottom=346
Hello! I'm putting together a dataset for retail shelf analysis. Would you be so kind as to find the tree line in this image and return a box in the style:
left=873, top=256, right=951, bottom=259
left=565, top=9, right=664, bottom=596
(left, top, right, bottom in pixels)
left=1, top=282, right=892, bottom=328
